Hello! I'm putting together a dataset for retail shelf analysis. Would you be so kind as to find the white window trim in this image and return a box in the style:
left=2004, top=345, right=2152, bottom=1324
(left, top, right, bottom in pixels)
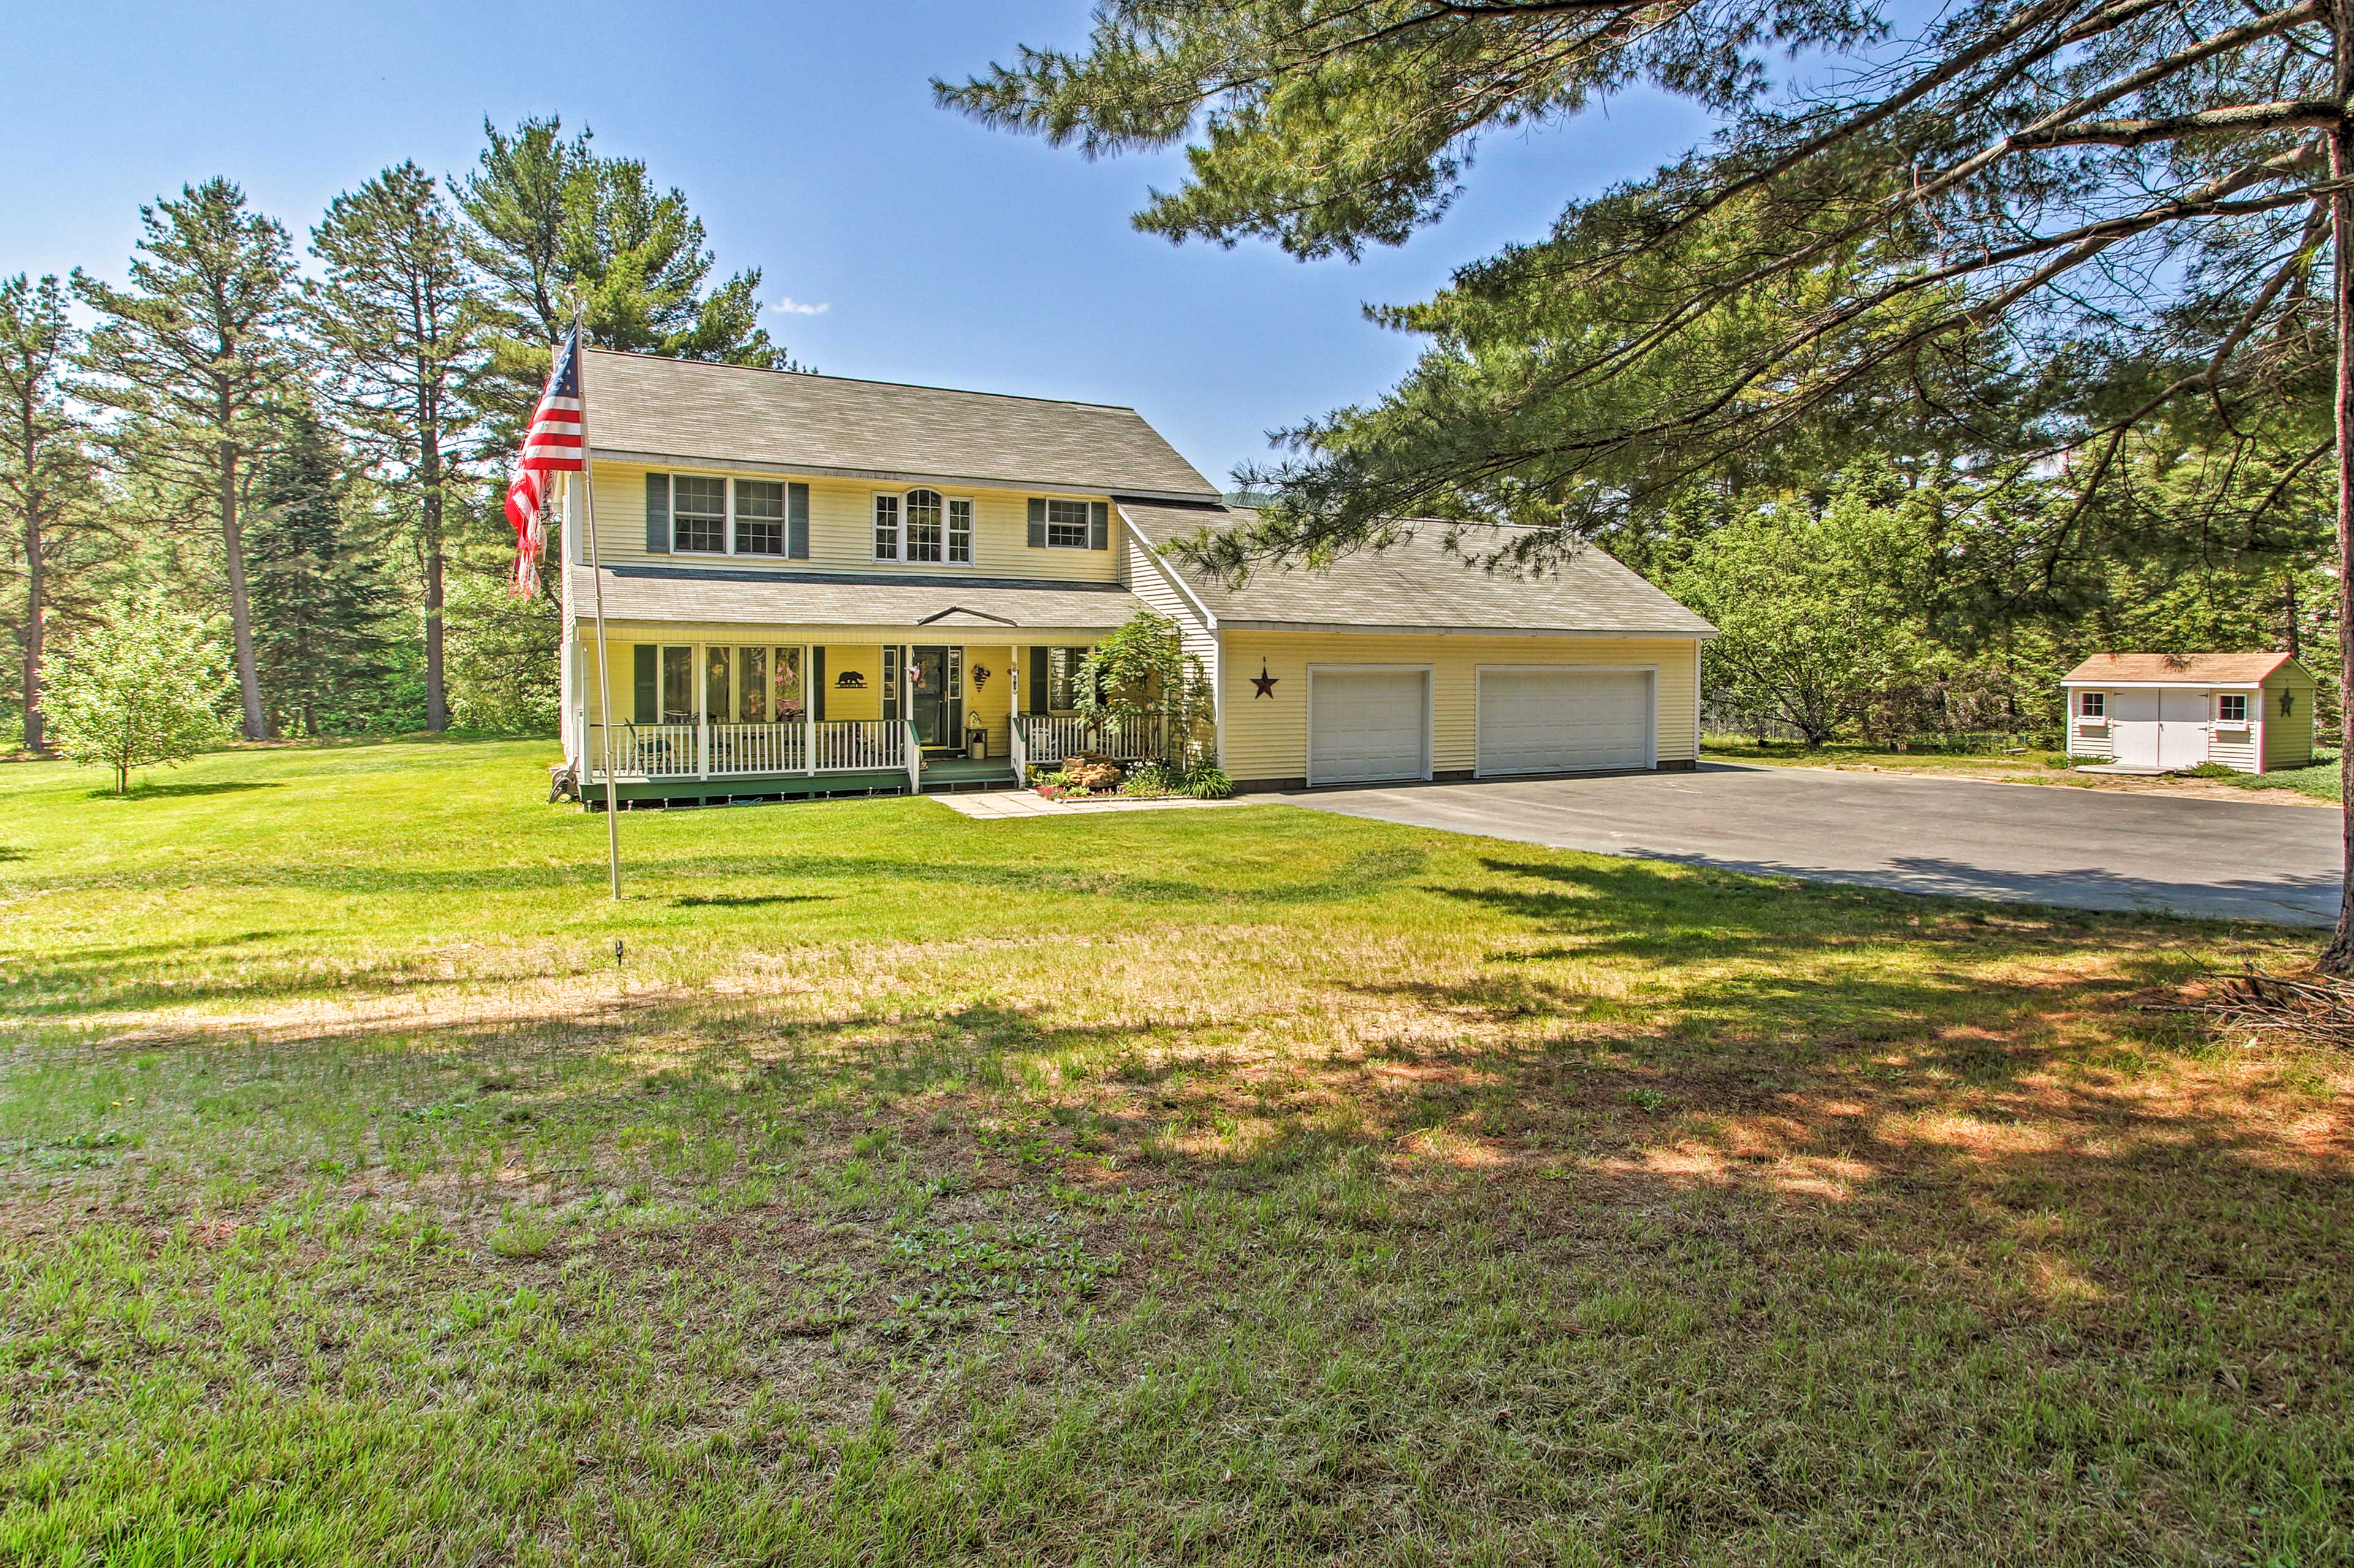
left=669, top=473, right=730, bottom=557
left=731, top=476, right=788, bottom=560
left=2214, top=693, right=2250, bottom=730
left=874, top=488, right=977, bottom=565
left=1042, top=497, right=1094, bottom=551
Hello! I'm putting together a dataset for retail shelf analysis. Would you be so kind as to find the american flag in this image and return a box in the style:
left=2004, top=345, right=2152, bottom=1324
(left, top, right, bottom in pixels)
left=505, top=331, right=584, bottom=596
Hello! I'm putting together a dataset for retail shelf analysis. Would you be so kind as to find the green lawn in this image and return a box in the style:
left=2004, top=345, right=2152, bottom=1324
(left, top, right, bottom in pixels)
left=3, top=739, right=2349, bottom=1564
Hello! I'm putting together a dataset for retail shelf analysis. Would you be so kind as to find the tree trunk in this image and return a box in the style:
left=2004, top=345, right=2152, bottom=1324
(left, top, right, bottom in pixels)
left=218, top=437, right=267, bottom=740
left=2318, top=2, right=2354, bottom=976
left=422, top=482, right=447, bottom=733
left=20, top=493, right=41, bottom=754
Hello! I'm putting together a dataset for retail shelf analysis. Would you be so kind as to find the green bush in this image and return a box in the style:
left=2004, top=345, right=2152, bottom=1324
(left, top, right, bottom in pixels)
left=1183, top=765, right=1234, bottom=800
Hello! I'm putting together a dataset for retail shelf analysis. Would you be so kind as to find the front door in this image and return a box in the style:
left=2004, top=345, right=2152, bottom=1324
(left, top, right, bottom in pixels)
left=908, top=645, right=964, bottom=750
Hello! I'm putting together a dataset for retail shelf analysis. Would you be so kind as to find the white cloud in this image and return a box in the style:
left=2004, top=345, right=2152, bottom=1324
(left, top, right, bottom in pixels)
left=768, top=296, right=830, bottom=316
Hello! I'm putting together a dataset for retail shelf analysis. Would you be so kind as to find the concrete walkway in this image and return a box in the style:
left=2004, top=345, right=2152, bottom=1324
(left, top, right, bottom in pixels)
left=931, top=788, right=1239, bottom=820
left=1280, top=763, right=2344, bottom=926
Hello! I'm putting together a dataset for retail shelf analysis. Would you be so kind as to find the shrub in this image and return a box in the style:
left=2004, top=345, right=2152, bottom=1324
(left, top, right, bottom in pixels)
left=44, top=591, right=234, bottom=794
left=1183, top=765, right=1233, bottom=799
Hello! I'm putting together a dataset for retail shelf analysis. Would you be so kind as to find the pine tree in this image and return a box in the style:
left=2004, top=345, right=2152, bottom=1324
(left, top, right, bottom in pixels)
left=245, top=407, right=396, bottom=737
left=73, top=180, right=297, bottom=740
left=457, top=115, right=791, bottom=441
left=306, top=161, right=481, bottom=731
left=0, top=275, right=112, bottom=752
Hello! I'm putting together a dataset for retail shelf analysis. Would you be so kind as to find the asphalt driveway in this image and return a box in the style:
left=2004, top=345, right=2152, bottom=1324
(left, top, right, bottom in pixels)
left=1281, top=763, right=2344, bottom=926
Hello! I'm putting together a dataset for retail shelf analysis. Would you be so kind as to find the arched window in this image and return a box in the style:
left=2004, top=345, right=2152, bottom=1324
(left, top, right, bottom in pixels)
left=874, top=488, right=974, bottom=563
left=905, top=489, right=943, bottom=562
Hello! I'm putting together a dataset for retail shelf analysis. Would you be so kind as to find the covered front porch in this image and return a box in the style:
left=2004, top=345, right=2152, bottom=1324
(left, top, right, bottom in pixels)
left=568, top=632, right=1182, bottom=808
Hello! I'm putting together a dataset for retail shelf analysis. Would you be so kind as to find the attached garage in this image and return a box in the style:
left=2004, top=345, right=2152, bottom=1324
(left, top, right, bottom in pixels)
left=1307, top=667, right=1431, bottom=785
left=1476, top=667, right=1655, bottom=777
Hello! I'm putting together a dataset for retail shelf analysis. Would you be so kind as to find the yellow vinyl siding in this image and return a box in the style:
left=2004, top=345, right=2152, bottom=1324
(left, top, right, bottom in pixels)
left=1219, top=631, right=1701, bottom=785
left=574, top=631, right=1025, bottom=755
left=581, top=461, right=1119, bottom=583
left=1119, top=533, right=1219, bottom=672
left=2261, top=668, right=2318, bottom=771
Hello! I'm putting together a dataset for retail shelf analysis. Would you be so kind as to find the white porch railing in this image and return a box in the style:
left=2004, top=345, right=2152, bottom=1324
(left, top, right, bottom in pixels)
left=813, top=718, right=905, bottom=773
left=1016, top=712, right=1181, bottom=767
left=584, top=720, right=906, bottom=783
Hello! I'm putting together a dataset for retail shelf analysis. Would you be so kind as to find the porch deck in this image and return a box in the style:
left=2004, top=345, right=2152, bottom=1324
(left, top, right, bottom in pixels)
left=573, top=713, right=1184, bottom=808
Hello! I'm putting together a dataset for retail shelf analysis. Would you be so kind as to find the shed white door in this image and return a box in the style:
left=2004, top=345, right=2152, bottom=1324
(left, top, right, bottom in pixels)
left=2111, top=689, right=2162, bottom=767
left=1308, top=669, right=1430, bottom=785
left=1477, top=668, right=1653, bottom=777
left=2158, top=688, right=2210, bottom=769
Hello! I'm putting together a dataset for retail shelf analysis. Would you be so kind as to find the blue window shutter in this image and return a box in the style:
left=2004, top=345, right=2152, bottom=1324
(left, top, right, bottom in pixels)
left=812, top=647, right=826, bottom=721
left=632, top=645, right=657, bottom=723
left=644, top=473, right=670, bottom=552
left=788, top=482, right=809, bottom=558
left=1029, top=647, right=1049, bottom=709
left=1027, top=498, right=1046, bottom=549
left=1089, top=501, right=1108, bottom=550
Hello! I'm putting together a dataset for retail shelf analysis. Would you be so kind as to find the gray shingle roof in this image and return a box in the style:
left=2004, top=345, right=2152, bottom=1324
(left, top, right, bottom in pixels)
left=584, top=350, right=1219, bottom=500
left=1118, top=503, right=1716, bottom=637
left=569, top=563, right=1152, bottom=631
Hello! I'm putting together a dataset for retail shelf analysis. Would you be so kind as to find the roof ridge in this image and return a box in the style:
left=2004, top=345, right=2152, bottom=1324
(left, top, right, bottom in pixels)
left=585, top=346, right=1143, bottom=414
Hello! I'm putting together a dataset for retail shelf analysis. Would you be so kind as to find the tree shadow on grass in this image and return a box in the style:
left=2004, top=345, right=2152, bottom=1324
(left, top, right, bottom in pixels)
left=95, top=781, right=283, bottom=801
left=671, top=893, right=838, bottom=908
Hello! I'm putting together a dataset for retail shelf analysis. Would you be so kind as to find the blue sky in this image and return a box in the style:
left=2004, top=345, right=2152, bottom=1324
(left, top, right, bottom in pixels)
left=3, top=1, right=1713, bottom=487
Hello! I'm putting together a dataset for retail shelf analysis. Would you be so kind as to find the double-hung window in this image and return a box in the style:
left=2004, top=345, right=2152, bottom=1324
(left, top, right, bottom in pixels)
left=1044, top=498, right=1091, bottom=549
left=948, top=498, right=973, bottom=564
left=673, top=476, right=726, bottom=554
left=735, top=480, right=785, bottom=556
left=2216, top=693, right=2249, bottom=727
left=873, top=494, right=901, bottom=560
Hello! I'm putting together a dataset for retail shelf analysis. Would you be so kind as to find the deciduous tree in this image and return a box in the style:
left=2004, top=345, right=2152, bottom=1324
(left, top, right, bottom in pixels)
left=44, top=587, right=232, bottom=794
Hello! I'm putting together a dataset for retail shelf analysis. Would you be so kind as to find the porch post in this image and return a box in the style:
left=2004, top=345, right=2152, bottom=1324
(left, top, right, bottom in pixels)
left=804, top=645, right=817, bottom=775
left=696, top=642, right=709, bottom=780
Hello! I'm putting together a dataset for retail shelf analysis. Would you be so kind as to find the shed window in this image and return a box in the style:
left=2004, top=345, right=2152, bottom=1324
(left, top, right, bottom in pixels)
left=673, top=477, right=726, bottom=554
left=2078, top=691, right=2105, bottom=719
left=2215, top=693, right=2249, bottom=726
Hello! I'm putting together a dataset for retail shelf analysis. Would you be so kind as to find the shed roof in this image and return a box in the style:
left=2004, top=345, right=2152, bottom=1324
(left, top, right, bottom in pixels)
left=2060, top=652, right=2302, bottom=685
left=1118, top=502, right=1715, bottom=637
left=583, top=350, right=1219, bottom=500
left=568, top=563, right=1152, bottom=632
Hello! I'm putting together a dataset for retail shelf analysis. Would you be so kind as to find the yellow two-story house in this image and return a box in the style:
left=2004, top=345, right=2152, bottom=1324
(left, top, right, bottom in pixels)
left=560, top=350, right=1714, bottom=807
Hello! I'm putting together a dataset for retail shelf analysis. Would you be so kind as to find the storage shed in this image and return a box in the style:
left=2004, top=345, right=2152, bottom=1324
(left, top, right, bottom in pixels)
left=2061, top=652, right=2316, bottom=774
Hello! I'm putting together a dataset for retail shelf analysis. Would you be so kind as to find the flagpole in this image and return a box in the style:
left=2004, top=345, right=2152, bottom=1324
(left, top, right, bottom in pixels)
left=573, top=313, right=623, bottom=900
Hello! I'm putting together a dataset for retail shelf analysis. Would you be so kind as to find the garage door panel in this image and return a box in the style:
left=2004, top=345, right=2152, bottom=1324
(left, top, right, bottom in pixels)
left=1309, top=671, right=1428, bottom=785
left=1477, top=669, right=1651, bottom=777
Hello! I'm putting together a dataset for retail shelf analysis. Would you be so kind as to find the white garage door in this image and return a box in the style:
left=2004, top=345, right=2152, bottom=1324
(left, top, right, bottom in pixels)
left=1477, top=668, right=1653, bottom=777
left=1308, top=669, right=1430, bottom=785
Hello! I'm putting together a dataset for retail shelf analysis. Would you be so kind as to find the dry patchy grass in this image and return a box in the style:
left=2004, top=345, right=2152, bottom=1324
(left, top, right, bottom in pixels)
left=1, top=739, right=2348, bottom=1564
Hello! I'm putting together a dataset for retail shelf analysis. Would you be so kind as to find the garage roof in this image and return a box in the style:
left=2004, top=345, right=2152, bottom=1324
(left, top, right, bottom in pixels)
left=584, top=350, right=1220, bottom=501
left=2061, top=652, right=2301, bottom=685
left=1118, top=502, right=1716, bottom=637
left=568, top=563, right=1152, bottom=632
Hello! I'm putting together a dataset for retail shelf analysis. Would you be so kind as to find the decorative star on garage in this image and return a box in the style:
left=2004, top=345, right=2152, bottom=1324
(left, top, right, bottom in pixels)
left=1251, top=661, right=1278, bottom=699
